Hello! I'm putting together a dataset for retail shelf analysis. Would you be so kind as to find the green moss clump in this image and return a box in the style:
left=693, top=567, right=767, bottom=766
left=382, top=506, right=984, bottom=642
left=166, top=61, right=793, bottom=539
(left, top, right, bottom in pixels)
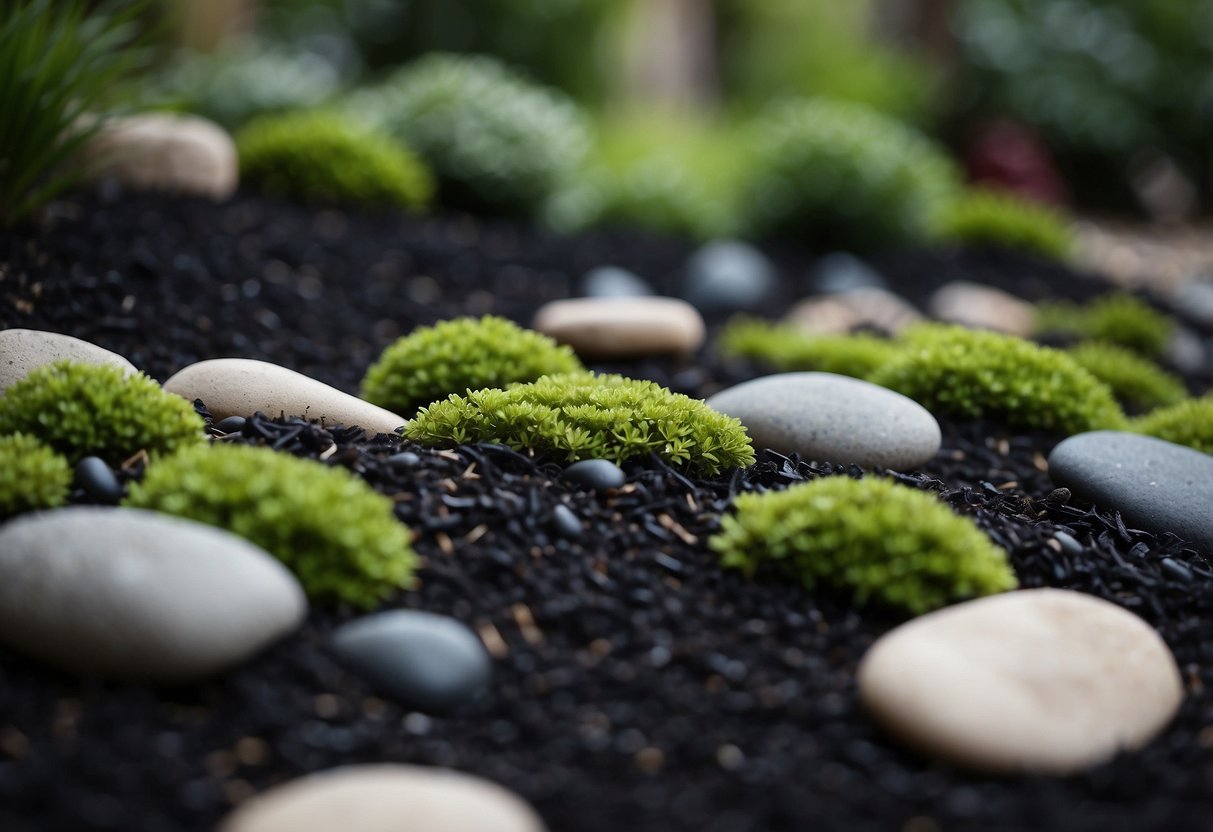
left=404, top=373, right=755, bottom=477
left=868, top=325, right=1126, bottom=434
left=1035, top=294, right=1174, bottom=357
left=124, top=443, right=417, bottom=609
left=236, top=111, right=433, bottom=209
left=0, top=433, right=71, bottom=518
left=716, top=317, right=899, bottom=380
left=1132, top=399, right=1213, bottom=454
left=1066, top=342, right=1186, bottom=414
left=931, top=187, right=1074, bottom=261
left=711, top=475, right=1017, bottom=614
left=360, top=316, right=584, bottom=415
left=736, top=98, right=960, bottom=250
left=0, top=360, right=205, bottom=465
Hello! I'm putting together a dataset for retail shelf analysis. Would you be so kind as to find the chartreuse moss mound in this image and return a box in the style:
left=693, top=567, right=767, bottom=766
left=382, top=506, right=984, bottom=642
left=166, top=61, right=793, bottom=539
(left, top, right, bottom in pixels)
left=0, top=360, right=205, bottom=464
left=404, top=373, right=755, bottom=477
left=0, top=433, right=71, bottom=518
left=711, top=476, right=1017, bottom=615
left=868, top=325, right=1126, bottom=434
left=125, top=444, right=416, bottom=609
left=236, top=110, right=434, bottom=209
left=361, top=316, right=583, bottom=415
left=931, top=187, right=1074, bottom=261
left=1067, top=342, right=1186, bottom=413
left=1132, top=399, right=1213, bottom=454
left=717, top=317, right=899, bottom=380
left=1035, top=294, right=1174, bottom=358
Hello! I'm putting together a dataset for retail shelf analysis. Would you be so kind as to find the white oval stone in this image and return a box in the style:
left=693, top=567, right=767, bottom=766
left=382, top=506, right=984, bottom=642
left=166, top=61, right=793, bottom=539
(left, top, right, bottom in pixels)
left=706, top=372, right=940, bottom=470
left=858, top=588, right=1183, bottom=774
left=164, top=358, right=405, bottom=436
left=0, top=507, right=306, bottom=682
left=928, top=281, right=1036, bottom=336
left=0, top=329, right=138, bottom=394
left=82, top=113, right=238, bottom=200
left=219, top=764, right=547, bottom=832
left=532, top=297, right=705, bottom=359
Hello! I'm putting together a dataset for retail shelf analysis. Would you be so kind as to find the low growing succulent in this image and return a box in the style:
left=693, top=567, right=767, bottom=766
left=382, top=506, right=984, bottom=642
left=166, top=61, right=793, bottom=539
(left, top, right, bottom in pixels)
left=868, top=325, right=1126, bottom=434
left=124, top=443, right=417, bottom=608
left=1067, top=342, right=1186, bottom=414
left=1132, top=399, right=1213, bottom=454
left=0, top=433, right=72, bottom=518
left=711, top=475, right=1017, bottom=614
left=931, top=187, right=1074, bottom=261
left=361, top=316, right=584, bottom=415
left=717, top=317, right=899, bottom=380
left=236, top=111, right=434, bottom=210
left=404, top=373, right=755, bottom=477
left=0, top=360, right=205, bottom=464
left=1035, top=294, right=1174, bottom=358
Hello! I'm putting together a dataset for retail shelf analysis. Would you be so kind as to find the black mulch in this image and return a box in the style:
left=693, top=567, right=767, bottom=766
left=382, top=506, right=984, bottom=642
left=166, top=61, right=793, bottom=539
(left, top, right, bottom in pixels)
left=2, top=191, right=1212, bottom=832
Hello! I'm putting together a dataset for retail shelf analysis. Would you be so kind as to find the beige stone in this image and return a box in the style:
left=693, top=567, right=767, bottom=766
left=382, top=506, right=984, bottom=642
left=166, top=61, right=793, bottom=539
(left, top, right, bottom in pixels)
left=164, top=358, right=405, bottom=436
left=533, top=297, right=705, bottom=359
left=219, top=764, right=547, bottom=832
left=0, top=329, right=138, bottom=394
left=928, top=281, right=1037, bottom=336
left=784, top=288, right=922, bottom=335
left=858, top=588, right=1182, bottom=774
left=82, top=113, right=238, bottom=200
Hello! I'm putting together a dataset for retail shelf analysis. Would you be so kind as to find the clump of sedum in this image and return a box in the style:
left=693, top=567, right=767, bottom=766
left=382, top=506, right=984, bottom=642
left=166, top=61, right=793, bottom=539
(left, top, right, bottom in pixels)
left=1066, top=342, right=1186, bottom=414
left=0, top=433, right=72, bottom=518
left=1035, top=293, right=1174, bottom=358
left=931, top=187, right=1074, bottom=261
left=1132, top=398, right=1213, bottom=455
left=716, top=317, right=899, bottom=380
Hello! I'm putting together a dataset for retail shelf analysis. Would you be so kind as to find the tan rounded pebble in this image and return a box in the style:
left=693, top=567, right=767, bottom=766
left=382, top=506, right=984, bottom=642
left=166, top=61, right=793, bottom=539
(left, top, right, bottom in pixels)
left=82, top=113, right=238, bottom=200
left=219, top=764, right=547, bottom=832
left=784, top=288, right=922, bottom=335
left=164, top=358, right=405, bottom=436
left=858, top=588, right=1183, bottom=774
left=927, top=280, right=1037, bottom=336
left=532, top=297, right=705, bottom=359
left=0, top=329, right=138, bottom=394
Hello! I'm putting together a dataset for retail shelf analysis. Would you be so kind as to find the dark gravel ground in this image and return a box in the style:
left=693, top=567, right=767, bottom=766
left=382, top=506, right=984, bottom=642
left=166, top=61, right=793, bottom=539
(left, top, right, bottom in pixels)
left=2, top=192, right=1213, bottom=832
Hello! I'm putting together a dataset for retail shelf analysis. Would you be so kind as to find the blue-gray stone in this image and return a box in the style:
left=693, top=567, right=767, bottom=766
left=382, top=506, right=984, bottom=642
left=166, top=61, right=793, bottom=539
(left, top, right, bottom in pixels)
left=808, top=252, right=887, bottom=295
left=551, top=504, right=582, bottom=538
left=580, top=266, right=654, bottom=298
left=75, top=456, right=123, bottom=504
left=683, top=240, right=778, bottom=311
left=563, top=459, right=626, bottom=491
left=1048, top=431, right=1213, bottom=553
left=331, top=610, right=492, bottom=713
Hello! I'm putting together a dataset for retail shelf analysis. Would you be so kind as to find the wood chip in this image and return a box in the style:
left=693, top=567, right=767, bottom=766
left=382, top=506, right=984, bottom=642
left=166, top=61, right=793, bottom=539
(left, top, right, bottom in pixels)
left=658, top=513, right=698, bottom=545
left=476, top=619, right=509, bottom=659
left=511, top=603, right=544, bottom=645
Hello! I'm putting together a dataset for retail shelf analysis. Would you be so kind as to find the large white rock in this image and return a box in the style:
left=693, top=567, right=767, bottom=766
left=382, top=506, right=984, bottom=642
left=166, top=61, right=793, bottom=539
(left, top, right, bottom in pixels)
left=706, top=372, right=940, bottom=470
left=858, top=588, right=1183, bottom=774
left=219, top=764, right=547, bottom=832
left=0, top=329, right=138, bottom=394
left=533, top=297, right=705, bottom=359
left=164, top=358, right=405, bottom=436
left=82, top=113, right=238, bottom=200
left=0, top=507, right=306, bottom=682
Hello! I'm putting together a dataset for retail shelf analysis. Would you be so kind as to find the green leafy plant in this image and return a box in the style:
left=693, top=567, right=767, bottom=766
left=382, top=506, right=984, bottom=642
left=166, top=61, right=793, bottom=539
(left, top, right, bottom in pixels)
left=124, top=443, right=417, bottom=608
left=236, top=110, right=433, bottom=209
left=736, top=98, right=960, bottom=251
left=711, top=475, right=1017, bottom=614
left=931, top=187, right=1074, bottom=260
left=716, top=317, right=899, bottom=379
left=1067, top=342, right=1186, bottom=414
left=0, top=433, right=72, bottom=518
left=0, top=0, right=149, bottom=225
left=0, top=360, right=205, bottom=465
left=1035, top=294, right=1174, bottom=357
left=348, top=53, right=591, bottom=215
left=1132, top=398, right=1213, bottom=454
left=868, top=325, right=1126, bottom=434
left=405, top=373, right=755, bottom=476
left=361, top=316, right=584, bottom=415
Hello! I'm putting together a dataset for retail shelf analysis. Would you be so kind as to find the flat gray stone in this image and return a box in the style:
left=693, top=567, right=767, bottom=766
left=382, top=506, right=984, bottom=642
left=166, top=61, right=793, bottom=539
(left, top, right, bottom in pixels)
left=0, top=329, right=138, bottom=394
left=683, top=240, right=778, bottom=311
left=706, top=372, right=940, bottom=470
left=1048, top=431, right=1213, bottom=552
left=0, top=507, right=306, bottom=682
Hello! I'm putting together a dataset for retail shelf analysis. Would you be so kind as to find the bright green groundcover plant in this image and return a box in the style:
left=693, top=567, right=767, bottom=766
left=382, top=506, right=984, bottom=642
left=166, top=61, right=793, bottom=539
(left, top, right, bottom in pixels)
left=931, top=187, right=1074, bottom=261
left=404, top=373, right=756, bottom=477
left=1133, top=398, right=1213, bottom=455
left=1067, top=342, right=1187, bottom=414
left=716, top=317, right=899, bottom=380
left=1035, top=294, right=1174, bottom=358
left=0, top=433, right=72, bottom=519
left=711, top=475, right=1017, bottom=615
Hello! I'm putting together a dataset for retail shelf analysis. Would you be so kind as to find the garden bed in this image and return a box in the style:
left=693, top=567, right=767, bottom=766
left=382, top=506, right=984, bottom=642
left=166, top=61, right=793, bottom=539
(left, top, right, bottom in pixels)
left=1, top=191, right=1211, bottom=832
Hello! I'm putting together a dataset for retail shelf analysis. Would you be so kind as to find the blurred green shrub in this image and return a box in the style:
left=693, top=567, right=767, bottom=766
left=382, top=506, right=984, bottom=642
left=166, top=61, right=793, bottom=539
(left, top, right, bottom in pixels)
left=1066, top=342, right=1186, bottom=414
left=0, top=434, right=71, bottom=519
left=932, top=187, right=1074, bottom=260
left=1035, top=294, right=1174, bottom=358
left=717, top=317, right=899, bottom=379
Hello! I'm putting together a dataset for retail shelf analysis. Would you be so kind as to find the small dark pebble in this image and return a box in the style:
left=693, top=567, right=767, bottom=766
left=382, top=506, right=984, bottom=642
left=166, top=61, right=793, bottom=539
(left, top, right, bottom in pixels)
left=1160, top=558, right=1194, bottom=584
left=388, top=451, right=421, bottom=468
left=1053, top=530, right=1083, bottom=556
left=74, top=456, right=123, bottom=504
left=212, top=415, right=246, bottom=435
left=1046, top=487, right=1071, bottom=504
left=562, top=459, right=626, bottom=491
left=551, top=504, right=582, bottom=538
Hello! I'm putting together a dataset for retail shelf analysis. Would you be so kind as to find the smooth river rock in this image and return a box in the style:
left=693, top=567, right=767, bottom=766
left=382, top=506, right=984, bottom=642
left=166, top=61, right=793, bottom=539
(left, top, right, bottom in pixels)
left=0, top=507, right=306, bottom=682
left=580, top=265, right=654, bottom=298
left=859, top=588, right=1182, bottom=774
left=164, top=358, right=405, bottom=436
left=532, top=297, right=705, bottom=359
left=1048, top=431, right=1213, bottom=552
left=219, top=764, right=547, bottom=832
left=683, top=240, right=778, bottom=311
left=784, top=288, right=923, bottom=335
left=0, top=329, right=138, bottom=393
left=706, top=372, right=940, bottom=470
left=928, top=280, right=1036, bottom=337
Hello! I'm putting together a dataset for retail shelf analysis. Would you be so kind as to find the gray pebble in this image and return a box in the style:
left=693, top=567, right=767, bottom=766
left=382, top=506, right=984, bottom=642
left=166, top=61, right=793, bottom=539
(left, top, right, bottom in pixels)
left=808, top=252, right=886, bottom=294
left=580, top=266, right=653, bottom=298
left=683, top=240, right=778, bottom=311
left=552, top=504, right=582, bottom=538
left=563, top=459, right=626, bottom=491
left=75, top=456, right=123, bottom=504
